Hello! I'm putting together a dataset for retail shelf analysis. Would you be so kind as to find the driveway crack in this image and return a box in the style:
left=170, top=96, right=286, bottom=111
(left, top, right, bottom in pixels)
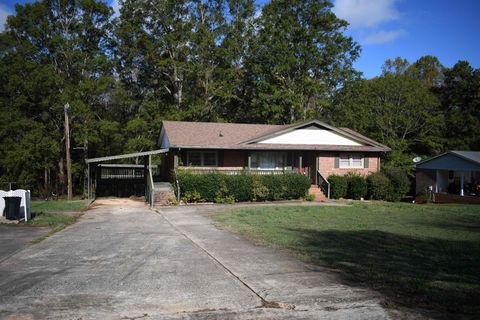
left=155, top=209, right=296, bottom=311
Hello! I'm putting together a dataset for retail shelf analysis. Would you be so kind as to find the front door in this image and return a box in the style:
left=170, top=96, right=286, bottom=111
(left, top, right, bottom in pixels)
left=302, top=152, right=317, bottom=184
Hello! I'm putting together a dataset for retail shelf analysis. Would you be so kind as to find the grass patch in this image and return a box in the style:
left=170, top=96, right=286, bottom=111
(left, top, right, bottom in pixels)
left=26, top=212, right=79, bottom=243
left=214, top=202, right=480, bottom=316
left=26, top=199, right=87, bottom=243
left=31, top=199, right=89, bottom=213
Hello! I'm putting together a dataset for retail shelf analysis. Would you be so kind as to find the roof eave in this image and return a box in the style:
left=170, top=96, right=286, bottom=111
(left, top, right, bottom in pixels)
left=170, top=144, right=389, bottom=152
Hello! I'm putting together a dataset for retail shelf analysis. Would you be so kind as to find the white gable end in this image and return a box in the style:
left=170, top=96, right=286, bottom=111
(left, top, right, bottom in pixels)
left=257, top=128, right=363, bottom=146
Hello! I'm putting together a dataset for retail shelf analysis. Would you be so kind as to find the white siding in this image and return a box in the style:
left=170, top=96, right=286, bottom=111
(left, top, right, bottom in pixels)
left=160, top=131, right=170, bottom=149
left=258, top=128, right=363, bottom=146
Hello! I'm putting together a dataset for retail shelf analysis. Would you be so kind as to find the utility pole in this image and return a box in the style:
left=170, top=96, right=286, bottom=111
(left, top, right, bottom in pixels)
left=64, top=103, right=73, bottom=201
left=74, top=142, right=88, bottom=198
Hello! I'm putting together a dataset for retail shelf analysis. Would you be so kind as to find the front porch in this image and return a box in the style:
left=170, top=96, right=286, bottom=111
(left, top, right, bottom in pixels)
left=170, top=149, right=380, bottom=200
left=432, top=169, right=480, bottom=197
left=415, top=151, right=480, bottom=203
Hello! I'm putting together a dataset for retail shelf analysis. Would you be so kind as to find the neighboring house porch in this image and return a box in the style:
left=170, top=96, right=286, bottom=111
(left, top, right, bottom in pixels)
left=415, top=151, right=480, bottom=204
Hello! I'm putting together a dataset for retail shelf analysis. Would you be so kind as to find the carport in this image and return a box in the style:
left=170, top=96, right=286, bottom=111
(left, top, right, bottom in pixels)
left=85, top=149, right=169, bottom=206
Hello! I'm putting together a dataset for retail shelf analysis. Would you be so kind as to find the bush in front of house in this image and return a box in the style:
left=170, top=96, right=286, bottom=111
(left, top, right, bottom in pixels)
left=284, top=173, right=312, bottom=199
left=345, top=173, right=368, bottom=200
left=383, top=168, right=410, bottom=201
left=223, top=173, right=252, bottom=202
left=328, top=168, right=410, bottom=202
left=328, top=175, right=348, bottom=199
left=367, top=172, right=393, bottom=200
left=366, top=169, right=410, bottom=201
left=175, top=170, right=310, bottom=203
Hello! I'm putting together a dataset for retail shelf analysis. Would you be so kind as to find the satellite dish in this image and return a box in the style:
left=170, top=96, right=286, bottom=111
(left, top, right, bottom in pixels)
left=412, top=156, right=422, bottom=163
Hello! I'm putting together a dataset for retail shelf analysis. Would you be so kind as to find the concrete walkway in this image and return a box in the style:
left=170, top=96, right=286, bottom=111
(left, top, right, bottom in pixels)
left=0, top=200, right=423, bottom=319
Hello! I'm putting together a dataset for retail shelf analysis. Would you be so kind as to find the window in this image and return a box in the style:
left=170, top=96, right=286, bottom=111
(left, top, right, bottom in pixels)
left=186, top=151, right=218, bottom=167
left=187, top=152, right=202, bottom=166
left=339, top=153, right=364, bottom=168
left=250, top=152, right=286, bottom=170
left=203, top=152, right=217, bottom=166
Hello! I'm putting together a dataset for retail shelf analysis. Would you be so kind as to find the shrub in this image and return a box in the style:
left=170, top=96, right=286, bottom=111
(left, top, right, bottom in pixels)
left=367, top=172, right=393, bottom=200
left=214, top=180, right=236, bottom=204
left=224, top=173, right=251, bottom=202
left=182, top=190, right=202, bottom=203
left=328, top=175, right=348, bottom=199
left=261, top=174, right=287, bottom=200
left=175, top=170, right=310, bottom=203
left=284, top=173, right=312, bottom=199
left=251, top=175, right=269, bottom=201
left=175, top=170, right=222, bottom=202
left=383, top=168, right=410, bottom=201
left=345, top=173, right=368, bottom=200
left=304, top=194, right=315, bottom=201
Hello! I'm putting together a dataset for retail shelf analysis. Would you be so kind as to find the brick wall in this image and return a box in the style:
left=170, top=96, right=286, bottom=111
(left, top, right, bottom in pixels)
left=318, top=152, right=379, bottom=178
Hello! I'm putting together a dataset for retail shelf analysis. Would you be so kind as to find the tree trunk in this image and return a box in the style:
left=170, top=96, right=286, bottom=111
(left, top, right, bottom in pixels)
left=44, top=167, right=49, bottom=194
left=64, top=103, right=73, bottom=200
left=173, top=65, right=183, bottom=108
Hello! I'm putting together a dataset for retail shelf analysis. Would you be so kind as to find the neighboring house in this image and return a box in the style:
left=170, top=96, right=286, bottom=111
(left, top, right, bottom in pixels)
left=159, top=120, right=391, bottom=187
left=415, top=150, right=480, bottom=204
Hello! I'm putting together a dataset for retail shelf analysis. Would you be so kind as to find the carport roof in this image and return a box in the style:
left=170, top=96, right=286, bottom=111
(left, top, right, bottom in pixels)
left=86, top=149, right=168, bottom=164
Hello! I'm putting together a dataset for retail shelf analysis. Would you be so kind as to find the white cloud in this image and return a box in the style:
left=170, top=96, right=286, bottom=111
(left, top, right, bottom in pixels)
left=111, top=0, right=121, bottom=16
left=0, top=4, right=12, bottom=32
left=333, top=0, right=399, bottom=29
left=363, top=29, right=405, bottom=44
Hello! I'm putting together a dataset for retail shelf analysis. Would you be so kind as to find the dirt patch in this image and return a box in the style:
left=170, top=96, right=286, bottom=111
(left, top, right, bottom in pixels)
left=92, top=197, right=146, bottom=207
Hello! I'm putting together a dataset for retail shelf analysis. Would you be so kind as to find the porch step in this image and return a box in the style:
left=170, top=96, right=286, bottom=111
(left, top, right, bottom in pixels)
left=153, top=183, right=175, bottom=206
left=309, top=184, right=327, bottom=202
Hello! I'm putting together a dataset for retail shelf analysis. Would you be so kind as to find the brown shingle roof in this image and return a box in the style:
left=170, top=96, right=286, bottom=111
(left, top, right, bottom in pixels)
left=162, top=121, right=288, bottom=147
left=161, top=120, right=391, bottom=152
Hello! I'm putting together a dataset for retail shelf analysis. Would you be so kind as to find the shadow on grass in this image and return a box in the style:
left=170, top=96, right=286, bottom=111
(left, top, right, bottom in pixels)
left=287, top=228, right=480, bottom=316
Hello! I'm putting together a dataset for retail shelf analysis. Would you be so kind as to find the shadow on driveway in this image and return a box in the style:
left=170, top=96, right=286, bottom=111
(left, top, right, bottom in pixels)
left=0, top=225, right=50, bottom=262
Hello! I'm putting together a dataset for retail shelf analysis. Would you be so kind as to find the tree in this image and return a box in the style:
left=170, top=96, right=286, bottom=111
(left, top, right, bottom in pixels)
left=331, top=58, right=443, bottom=169
left=1, top=0, right=114, bottom=198
left=187, top=0, right=256, bottom=121
left=406, top=55, right=445, bottom=87
left=438, top=61, right=480, bottom=150
left=243, top=0, right=360, bottom=124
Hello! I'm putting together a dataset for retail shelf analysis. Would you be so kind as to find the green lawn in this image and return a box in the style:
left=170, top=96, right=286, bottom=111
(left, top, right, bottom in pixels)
left=214, top=202, right=480, bottom=316
left=31, top=199, right=89, bottom=213
left=26, top=199, right=88, bottom=243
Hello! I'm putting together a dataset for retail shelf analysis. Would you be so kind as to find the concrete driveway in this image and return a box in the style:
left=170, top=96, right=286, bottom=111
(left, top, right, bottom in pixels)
left=0, top=199, right=423, bottom=319
left=0, top=225, right=50, bottom=263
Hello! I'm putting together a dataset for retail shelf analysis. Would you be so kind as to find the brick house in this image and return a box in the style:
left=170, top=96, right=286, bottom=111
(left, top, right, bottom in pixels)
left=159, top=120, right=391, bottom=199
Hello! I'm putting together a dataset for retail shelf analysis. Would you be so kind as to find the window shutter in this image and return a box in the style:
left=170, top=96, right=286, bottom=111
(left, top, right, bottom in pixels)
left=334, top=155, right=340, bottom=168
left=364, top=156, right=369, bottom=168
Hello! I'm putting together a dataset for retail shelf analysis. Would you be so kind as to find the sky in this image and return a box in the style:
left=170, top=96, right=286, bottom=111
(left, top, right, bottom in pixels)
left=1, top=0, right=479, bottom=78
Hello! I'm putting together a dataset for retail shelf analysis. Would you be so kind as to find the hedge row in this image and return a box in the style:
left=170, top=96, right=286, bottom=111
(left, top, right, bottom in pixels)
left=175, top=170, right=311, bottom=203
left=329, top=169, right=410, bottom=201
